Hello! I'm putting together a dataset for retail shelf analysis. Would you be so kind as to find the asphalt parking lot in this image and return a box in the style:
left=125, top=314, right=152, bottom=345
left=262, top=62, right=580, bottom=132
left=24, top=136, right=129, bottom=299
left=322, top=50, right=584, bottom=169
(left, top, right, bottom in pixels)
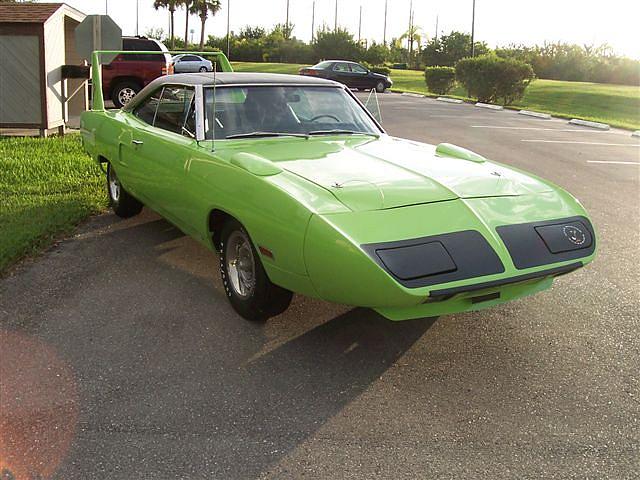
left=1, top=94, right=639, bottom=479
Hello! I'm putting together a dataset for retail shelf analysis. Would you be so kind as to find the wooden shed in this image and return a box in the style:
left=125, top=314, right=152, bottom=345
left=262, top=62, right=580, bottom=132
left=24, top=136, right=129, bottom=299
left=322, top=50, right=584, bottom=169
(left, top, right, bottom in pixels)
left=0, top=3, right=86, bottom=137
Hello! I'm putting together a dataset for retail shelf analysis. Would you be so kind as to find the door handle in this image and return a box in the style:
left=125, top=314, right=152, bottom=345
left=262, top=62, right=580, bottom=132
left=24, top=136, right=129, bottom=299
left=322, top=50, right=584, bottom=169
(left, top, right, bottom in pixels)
left=132, top=140, right=144, bottom=146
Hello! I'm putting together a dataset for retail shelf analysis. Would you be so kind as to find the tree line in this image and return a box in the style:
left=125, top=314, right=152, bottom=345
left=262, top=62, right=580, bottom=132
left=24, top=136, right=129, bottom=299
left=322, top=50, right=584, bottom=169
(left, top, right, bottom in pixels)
left=146, top=15, right=639, bottom=87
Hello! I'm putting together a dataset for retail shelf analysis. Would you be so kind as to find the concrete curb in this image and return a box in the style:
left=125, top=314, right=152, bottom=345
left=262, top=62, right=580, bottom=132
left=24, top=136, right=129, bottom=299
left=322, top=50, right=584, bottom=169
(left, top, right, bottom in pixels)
left=519, top=110, right=552, bottom=119
left=475, top=102, right=504, bottom=111
left=632, top=131, right=640, bottom=138
left=437, top=97, right=464, bottom=104
left=402, top=92, right=425, bottom=98
left=569, top=119, right=610, bottom=130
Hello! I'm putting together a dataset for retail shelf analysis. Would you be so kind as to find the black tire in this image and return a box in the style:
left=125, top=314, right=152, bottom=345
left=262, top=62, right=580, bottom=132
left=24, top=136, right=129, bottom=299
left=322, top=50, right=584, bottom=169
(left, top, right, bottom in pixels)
left=375, top=81, right=386, bottom=93
left=219, top=219, right=292, bottom=321
left=111, top=80, right=141, bottom=108
left=199, top=66, right=208, bottom=72
left=107, top=163, right=143, bottom=218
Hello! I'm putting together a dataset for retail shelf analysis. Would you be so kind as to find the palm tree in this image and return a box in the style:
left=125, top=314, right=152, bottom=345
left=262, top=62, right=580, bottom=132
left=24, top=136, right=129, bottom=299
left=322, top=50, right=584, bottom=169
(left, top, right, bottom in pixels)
left=153, top=0, right=180, bottom=49
left=190, top=0, right=222, bottom=50
left=182, top=0, right=193, bottom=47
left=396, top=25, right=424, bottom=65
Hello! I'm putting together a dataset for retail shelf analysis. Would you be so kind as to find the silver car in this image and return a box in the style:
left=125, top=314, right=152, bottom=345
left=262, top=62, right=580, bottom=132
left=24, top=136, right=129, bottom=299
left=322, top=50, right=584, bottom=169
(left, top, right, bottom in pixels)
left=171, top=54, right=213, bottom=73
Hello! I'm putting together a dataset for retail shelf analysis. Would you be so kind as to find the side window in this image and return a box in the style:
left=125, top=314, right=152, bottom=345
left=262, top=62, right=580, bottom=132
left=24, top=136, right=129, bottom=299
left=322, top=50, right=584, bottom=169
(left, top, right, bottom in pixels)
left=183, top=55, right=199, bottom=62
left=133, top=89, right=162, bottom=125
left=351, top=63, right=367, bottom=74
left=333, top=63, right=349, bottom=72
left=153, top=86, right=196, bottom=136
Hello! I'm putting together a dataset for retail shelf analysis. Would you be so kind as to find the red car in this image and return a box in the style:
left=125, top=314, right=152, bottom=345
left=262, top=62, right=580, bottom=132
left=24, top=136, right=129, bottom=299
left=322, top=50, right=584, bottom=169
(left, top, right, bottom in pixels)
left=102, top=37, right=173, bottom=108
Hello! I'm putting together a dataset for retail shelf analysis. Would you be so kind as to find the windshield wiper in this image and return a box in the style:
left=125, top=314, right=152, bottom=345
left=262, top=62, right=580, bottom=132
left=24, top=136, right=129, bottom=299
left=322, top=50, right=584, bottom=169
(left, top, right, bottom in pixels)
left=308, top=129, right=378, bottom=137
left=226, top=131, right=309, bottom=139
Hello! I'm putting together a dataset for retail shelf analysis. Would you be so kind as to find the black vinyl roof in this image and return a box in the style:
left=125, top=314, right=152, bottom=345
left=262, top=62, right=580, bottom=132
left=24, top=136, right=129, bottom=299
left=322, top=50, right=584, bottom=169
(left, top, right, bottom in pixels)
left=152, top=72, right=339, bottom=87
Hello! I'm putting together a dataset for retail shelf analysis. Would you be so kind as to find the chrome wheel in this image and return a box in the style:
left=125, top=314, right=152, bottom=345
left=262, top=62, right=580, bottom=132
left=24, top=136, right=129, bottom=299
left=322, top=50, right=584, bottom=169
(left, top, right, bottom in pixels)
left=108, top=167, right=120, bottom=202
left=117, top=87, right=137, bottom=106
left=225, top=230, right=256, bottom=298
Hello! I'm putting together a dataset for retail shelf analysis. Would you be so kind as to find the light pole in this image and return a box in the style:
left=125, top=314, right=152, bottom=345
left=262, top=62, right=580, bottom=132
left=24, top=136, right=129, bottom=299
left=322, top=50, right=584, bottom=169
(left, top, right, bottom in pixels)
left=286, top=0, right=290, bottom=32
left=226, top=0, right=231, bottom=59
left=383, top=0, right=388, bottom=44
left=105, top=0, right=108, bottom=15
left=334, top=0, right=338, bottom=31
left=407, top=0, right=413, bottom=54
left=136, top=0, right=139, bottom=36
left=471, top=0, right=476, bottom=56
left=311, top=1, right=315, bottom=42
left=358, top=5, right=362, bottom=43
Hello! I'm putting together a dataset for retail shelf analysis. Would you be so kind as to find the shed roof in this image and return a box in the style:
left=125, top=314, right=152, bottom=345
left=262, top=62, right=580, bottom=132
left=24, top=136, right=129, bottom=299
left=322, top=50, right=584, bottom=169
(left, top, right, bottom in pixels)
left=0, top=3, right=83, bottom=24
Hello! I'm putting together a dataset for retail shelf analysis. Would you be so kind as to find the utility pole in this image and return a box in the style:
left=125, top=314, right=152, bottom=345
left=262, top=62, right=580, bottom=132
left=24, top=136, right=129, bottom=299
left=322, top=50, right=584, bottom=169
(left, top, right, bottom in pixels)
left=471, top=0, right=476, bottom=56
left=311, top=1, right=315, bottom=41
left=435, top=14, right=438, bottom=41
left=334, top=0, right=338, bottom=31
left=358, top=6, right=362, bottom=44
left=105, top=0, right=108, bottom=15
left=136, top=0, right=139, bottom=36
left=226, top=0, right=231, bottom=59
left=383, top=0, right=388, bottom=44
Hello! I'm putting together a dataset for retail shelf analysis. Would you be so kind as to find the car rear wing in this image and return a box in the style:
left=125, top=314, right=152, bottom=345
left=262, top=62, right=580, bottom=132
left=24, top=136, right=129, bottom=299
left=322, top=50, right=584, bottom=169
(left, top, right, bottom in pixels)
left=89, top=50, right=233, bottom=111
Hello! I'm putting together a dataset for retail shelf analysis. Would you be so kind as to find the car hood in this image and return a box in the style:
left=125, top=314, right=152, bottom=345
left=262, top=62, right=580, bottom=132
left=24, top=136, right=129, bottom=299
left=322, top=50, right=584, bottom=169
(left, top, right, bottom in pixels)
left=239, top=136, right=553, bottom=212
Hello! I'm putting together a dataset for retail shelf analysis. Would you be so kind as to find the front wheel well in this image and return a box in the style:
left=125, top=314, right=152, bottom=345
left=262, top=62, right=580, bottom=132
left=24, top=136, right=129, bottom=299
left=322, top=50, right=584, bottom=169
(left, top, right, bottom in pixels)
left=209, top=209, right=234, bottom=251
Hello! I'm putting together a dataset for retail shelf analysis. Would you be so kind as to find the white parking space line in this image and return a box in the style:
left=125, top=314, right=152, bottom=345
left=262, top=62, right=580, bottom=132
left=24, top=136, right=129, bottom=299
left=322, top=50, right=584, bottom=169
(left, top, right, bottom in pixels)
left=521, top=140, right=640, bottom=147
left=472, top=125, right=609, bottom=133
left=587, top=160, right=640, bottom=165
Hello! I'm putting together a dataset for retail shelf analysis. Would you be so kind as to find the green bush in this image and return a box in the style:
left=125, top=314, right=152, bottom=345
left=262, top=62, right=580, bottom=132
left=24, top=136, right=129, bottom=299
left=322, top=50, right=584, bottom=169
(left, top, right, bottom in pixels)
left=424, top=66, right=456, bottom=94
left=362, top=62, right=391, bottom=76
left=370, top=65, right=391, bottom=76
left=455, top=54, right=535, bottom=104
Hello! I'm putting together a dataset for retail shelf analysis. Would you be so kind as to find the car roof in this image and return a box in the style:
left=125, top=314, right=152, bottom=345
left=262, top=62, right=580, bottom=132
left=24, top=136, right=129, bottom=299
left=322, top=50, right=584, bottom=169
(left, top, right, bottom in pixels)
left=151, top=72, right=340, bottom=88
left=124, top=72, right=342, bottom=111
left=319, top=60, right=361, bottom=65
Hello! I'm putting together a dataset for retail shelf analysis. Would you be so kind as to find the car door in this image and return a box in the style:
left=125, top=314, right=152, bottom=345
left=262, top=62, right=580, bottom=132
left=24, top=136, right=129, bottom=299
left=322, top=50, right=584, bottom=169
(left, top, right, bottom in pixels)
left=184, top=55, right=202, bottom=72
left=122, top=86, right=198, bottom=227
left=116, top=88, right=163, bottom=203
left=349, top=63, right=370, bottom=89
left=331, top=62, right=353, bottom=87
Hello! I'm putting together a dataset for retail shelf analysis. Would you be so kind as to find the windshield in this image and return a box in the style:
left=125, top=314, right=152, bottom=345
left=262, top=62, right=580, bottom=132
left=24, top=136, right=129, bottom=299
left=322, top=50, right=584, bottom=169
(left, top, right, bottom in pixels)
left=203, top=86, right=380, bottom=140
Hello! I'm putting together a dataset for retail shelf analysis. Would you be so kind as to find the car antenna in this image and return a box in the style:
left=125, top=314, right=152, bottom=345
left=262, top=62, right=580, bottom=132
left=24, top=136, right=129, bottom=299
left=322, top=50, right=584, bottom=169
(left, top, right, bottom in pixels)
left=212, top=60, right=217, bottom=152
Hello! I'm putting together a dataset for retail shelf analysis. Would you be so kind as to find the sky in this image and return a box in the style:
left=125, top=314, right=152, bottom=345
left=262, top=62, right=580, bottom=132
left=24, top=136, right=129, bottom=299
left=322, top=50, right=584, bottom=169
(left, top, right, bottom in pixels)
left=49, top=0, right=640, bottom=58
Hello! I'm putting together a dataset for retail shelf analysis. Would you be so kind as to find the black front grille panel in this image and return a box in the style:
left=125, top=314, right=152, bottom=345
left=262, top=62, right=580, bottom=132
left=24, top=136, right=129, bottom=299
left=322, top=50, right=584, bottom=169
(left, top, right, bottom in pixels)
left=497, top=216, right=596, bottom=270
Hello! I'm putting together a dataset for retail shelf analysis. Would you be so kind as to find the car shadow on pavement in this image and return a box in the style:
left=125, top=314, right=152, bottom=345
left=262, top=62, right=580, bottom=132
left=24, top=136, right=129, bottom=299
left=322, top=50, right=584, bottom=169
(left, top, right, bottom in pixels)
left=203, top=308, right=436, bottom=479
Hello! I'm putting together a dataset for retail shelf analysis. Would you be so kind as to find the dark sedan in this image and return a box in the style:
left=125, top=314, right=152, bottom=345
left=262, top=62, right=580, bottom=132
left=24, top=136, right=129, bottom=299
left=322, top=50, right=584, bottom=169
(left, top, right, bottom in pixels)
left=299, top=60, right=393, bottom=92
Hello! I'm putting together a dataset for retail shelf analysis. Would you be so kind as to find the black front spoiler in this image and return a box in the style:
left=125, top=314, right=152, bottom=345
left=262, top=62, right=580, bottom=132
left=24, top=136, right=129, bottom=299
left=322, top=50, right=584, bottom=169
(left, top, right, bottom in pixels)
left=428, top=262, right=583, bottom=301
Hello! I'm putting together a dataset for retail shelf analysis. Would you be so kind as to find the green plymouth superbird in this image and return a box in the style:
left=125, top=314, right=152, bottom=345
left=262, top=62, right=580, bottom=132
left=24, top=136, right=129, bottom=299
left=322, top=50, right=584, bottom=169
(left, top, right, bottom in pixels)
left=81, top=52, right=596, bottom=321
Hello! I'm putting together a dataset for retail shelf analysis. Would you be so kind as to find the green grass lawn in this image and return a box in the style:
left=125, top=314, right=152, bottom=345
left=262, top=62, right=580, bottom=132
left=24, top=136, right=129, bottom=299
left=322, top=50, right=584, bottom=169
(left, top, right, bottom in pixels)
left=0, top=135, right=107, bottom=273
left=232, top=62, right=640, bottom=130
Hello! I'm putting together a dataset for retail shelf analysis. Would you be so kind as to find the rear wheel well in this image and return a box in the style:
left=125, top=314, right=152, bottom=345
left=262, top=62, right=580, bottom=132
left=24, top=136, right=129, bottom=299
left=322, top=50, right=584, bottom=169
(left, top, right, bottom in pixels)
left=209, top=209, right=233, bottom=251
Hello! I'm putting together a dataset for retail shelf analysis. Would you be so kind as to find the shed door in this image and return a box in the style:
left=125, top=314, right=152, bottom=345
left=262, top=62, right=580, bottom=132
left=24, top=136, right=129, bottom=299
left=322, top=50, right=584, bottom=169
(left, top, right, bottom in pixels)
left=0, top=35, right=41, bottom=125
